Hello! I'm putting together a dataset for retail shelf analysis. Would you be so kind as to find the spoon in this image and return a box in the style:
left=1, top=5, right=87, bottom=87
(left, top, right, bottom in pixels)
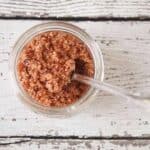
left=73, top=73, right=150, bottom=109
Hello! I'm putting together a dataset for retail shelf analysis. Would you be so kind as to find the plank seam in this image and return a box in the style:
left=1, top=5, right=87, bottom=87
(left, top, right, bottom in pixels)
left=1, top=16, right=150, bottom=21
left=0, top=136, right=150, bottom=140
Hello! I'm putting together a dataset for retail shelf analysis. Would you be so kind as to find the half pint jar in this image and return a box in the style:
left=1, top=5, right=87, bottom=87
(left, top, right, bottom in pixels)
left=10, top=21, right=104, bottom=117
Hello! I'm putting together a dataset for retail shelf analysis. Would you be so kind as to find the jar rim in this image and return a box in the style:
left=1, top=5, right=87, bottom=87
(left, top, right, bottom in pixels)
left=10, top=21, right=104, bottom=117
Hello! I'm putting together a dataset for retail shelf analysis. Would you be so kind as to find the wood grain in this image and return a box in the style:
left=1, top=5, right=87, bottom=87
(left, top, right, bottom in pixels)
left=0, top=138, right=150, bottom=150
left=0, top=0, right=150, bottom=18
left=0, top=20, right=150, bottom=137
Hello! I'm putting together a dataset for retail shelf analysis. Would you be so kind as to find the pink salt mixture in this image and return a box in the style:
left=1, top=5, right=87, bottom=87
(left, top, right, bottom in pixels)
left=17, top=31, right=94, bottom=107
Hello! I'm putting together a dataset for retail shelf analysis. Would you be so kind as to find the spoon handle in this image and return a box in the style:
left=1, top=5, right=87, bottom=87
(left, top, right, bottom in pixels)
left=73, top=74, right=150, bottom=108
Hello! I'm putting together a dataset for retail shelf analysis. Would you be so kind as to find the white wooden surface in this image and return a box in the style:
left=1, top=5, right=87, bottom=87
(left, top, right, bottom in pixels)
left=1, top=0, right=150, bottom=148
left=0, top=138, right=150, bottom=150
left=0, top=20, right=150, bottom=140
left=0, top=0, right=150, bottom=18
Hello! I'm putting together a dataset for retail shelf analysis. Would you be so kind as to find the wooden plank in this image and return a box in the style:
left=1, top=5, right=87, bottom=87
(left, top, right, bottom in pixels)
left=0, top=138, right=150, bottom=150
left=0, top=0, right=150, bottom=18
left=0, top=20, right=150, bottom=137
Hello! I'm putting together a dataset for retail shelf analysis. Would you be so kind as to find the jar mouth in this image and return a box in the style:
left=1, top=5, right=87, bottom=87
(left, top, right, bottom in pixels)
left=10, top=21, right=104, bottom=116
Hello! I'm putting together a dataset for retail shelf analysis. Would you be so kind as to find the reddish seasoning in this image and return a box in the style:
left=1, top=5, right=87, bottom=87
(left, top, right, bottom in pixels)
left=17, top=31, right=94, bottom=107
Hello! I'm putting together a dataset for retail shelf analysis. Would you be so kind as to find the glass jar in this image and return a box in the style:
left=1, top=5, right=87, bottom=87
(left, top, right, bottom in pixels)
left=10, top=21, right=104, bottom=117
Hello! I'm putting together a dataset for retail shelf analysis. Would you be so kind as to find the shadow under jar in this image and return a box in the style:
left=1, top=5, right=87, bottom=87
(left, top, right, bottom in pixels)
left=10, top=22, right=104, bottom=117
